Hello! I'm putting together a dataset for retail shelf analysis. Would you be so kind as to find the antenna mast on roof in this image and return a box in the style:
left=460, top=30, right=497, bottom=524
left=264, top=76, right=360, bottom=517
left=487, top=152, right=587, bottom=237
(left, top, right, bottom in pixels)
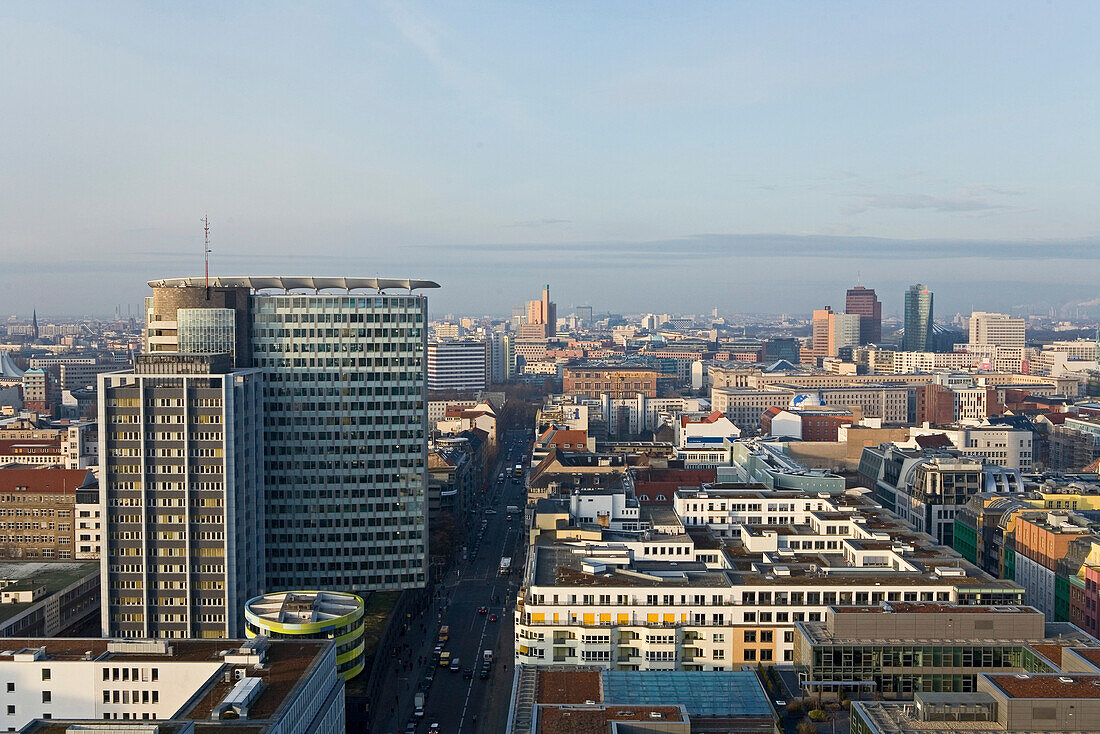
left=202, top=214, right=211, bottom=297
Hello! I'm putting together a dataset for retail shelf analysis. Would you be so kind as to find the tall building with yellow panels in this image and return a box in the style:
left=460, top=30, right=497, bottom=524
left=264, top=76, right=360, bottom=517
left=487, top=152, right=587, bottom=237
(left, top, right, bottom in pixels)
left=245, top=590, right=365, bottom=679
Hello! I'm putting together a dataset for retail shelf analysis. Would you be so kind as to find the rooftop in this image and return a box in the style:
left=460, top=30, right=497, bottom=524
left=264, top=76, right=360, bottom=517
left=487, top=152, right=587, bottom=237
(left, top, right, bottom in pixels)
left=537, top=705, right=685, bottom=734
left=987, top=673, right=1100, bottom=699
left=0, top=562, right=99, bottom=625
left=147, top=276, right=440, bottom=292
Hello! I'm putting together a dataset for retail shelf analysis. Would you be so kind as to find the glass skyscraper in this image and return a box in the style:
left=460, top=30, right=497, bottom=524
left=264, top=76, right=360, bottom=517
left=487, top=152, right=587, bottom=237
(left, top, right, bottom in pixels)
left=141, top=276, right=437, bottom=600
left=903, top=283, right=934, bottom=352
left=251, top=292, right=429, bottom=590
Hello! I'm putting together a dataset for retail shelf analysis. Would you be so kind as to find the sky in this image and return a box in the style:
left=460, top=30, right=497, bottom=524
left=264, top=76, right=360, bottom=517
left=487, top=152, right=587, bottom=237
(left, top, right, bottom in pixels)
left=2, top=2, right=1099, bottom=320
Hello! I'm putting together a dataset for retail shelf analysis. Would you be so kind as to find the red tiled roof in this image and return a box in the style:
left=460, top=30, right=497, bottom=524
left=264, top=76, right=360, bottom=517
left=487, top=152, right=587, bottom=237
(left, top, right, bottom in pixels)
left=915, top=434, right=953, bottom=449
left=0, top=467, right=94, bottom=493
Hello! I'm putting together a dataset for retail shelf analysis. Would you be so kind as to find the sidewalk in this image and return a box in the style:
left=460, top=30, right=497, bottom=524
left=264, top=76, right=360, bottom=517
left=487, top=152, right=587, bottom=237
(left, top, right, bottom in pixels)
left=373, top=584, right=454, bottom=733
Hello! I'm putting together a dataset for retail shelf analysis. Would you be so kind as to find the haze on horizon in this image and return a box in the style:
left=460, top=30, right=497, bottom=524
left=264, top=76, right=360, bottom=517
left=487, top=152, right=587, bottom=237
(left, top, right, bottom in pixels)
left=2, top=2, right=1098, bottom=319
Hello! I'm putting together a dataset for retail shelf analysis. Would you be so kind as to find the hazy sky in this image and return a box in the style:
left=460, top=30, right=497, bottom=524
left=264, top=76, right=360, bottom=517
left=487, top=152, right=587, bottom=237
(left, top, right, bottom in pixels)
left=2, top=2, right=1099, bottom=319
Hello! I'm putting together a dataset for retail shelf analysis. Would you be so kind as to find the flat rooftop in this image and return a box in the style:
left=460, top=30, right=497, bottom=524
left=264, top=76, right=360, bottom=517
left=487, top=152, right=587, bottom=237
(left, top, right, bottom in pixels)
left=0, top=638, right=330, bottom=723
left=537, top=705, right=685, bottom=734
left=601, top=670, right=773, bottom=719
left=537, top=669, right=602, bottom=704
left=987, top=673, right=1100, bottom=699
left=0, top=562, right=98, bottom=624
left=834, top=603, right=1038, bottom=615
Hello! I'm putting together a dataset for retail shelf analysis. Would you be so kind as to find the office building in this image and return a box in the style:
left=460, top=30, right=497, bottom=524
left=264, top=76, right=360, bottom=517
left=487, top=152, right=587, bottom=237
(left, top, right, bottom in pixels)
left=850, top=668, right=1100, bottom=734
left=146, top=275, right=437, bottom=594
left=22, top=370, right=55, bottom=414
left=563, top=366, right=658, bottom=399
left=970, top=311, right=1026, bottom=349
left=846, top=285, right=883, bottom=345
left=521, top=285, right=557, bottom=339
left=99, top=353, right=264, bottom=639
left=244, top=590, right=365, bottom=679
left=0, top=637, right=344, bottom=734
left=0, top=467, right=95, bottom=560
left=794, top=602, right=1098, bottom=700
left=0, top=560, right=99, bottom=637
left=904, top=283, right=934, bottom=352
left=812, top=307, right=861, bottom=359
left=426, top=339, right=488, bottom=392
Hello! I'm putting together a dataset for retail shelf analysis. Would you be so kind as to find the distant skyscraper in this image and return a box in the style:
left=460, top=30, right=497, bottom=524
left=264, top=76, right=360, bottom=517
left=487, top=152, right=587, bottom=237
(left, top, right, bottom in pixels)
left=813, top=307, right=861, bottom=358
left=845, top=286, right=882, bottom=345
left=99, top=353, right=264, bottom=638
left=575, top=305, right=594, bottom=325
left=521, top=285, right=557, bottom=339
left=904, top=284, right=934, bottom=352
left=144, top=275, right=438, bottom=594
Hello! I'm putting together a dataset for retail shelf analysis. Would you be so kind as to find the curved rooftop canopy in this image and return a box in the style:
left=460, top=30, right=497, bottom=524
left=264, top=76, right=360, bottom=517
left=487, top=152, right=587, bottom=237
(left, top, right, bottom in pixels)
left=147, top=276, right=440, bottom=293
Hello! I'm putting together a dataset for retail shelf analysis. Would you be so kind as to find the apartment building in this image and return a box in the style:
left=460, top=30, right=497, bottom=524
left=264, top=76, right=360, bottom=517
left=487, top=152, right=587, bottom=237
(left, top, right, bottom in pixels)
left=514, top=485, right=1022, bottom=672
left=0, top=637, right=343, bottom=734
left=98, top=353, right=264, bottom=639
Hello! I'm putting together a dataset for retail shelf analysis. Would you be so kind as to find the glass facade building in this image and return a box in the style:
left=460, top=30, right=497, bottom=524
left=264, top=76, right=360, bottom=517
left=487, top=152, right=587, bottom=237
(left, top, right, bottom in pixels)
left=250, top=293, right=428, bottom=592
left=903, top=283, right=934, bottom=352
left=178, top=308, right=237, bottom=359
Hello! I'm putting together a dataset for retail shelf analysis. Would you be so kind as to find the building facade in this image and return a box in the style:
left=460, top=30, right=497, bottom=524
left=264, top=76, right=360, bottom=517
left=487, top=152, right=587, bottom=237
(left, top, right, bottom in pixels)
left=904, top=284, right=934, bottom=352
left=846, top=286, right=883, bottom=345
left=426, top=339, right=489, bottom=392
left=99, top=353, right=264, bottom=639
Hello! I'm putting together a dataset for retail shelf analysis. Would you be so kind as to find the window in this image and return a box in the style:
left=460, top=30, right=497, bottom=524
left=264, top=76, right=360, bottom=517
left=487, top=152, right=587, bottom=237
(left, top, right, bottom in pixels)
left=4, top=684, right=11, bottom=693
left=744, top=631, right=756, bottom=642
left=6, top=706, right=13, bottom=716
left=41, top=670, right=50, bottom=681
left=41, top=692, right=50, bottom=704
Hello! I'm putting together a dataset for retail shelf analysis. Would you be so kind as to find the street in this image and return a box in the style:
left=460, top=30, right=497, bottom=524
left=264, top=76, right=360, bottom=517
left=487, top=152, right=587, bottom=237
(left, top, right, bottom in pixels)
left=374, top=429, right=529, bottom=734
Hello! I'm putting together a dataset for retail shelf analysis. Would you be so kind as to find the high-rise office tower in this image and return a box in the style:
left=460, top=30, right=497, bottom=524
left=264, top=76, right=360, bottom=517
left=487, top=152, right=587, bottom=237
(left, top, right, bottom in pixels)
left=521, top=285, right=557, bottom=339
left=812, top=307, right=861, bottom=358
left=143, top=276, right=438, bottom=594
left=904, top=283, right=935, bottom=352
left=845, top=286, right=882, bottom=345
left=969, top=311, right=1025, bottom=348
left=99, top=353, right=264, bottom=638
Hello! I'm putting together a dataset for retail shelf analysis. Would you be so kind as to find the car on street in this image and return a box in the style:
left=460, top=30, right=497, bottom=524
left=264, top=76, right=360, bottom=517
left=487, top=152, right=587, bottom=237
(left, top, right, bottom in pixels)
left=429, top=725, right=440, bottom=734
left=488, top=613, right=498, bottom=622
left=405, top=721, right=417, bottom=734
left=463, top=667, right=473, bottom=679
left=477, top=606, right=488, bottom=615
left=449, top=657, right=461, bottom=672
left=484, top=509, right=497, bottom=515
left=479, top=664, right=490, bottom=680
left=439, top=651, right=451, bottom=667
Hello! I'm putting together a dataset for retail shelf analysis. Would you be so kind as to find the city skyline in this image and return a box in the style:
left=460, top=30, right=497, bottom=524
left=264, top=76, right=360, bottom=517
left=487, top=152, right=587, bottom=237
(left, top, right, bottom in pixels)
left=2, top=3, right=1099, bottom=317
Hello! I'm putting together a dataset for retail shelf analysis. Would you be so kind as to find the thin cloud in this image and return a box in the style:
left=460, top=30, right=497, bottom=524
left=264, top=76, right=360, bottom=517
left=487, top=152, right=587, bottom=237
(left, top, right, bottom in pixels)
left=507, top=218, right=571, bottom=228
left=845, top=193, right=1013, bottom=216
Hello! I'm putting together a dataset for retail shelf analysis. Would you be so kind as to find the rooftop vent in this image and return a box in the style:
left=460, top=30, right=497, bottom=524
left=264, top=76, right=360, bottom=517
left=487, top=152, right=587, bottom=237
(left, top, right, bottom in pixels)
left=649, top=712, right=664, bottom=719
left=1059, top=677, right=1075, bottom=684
